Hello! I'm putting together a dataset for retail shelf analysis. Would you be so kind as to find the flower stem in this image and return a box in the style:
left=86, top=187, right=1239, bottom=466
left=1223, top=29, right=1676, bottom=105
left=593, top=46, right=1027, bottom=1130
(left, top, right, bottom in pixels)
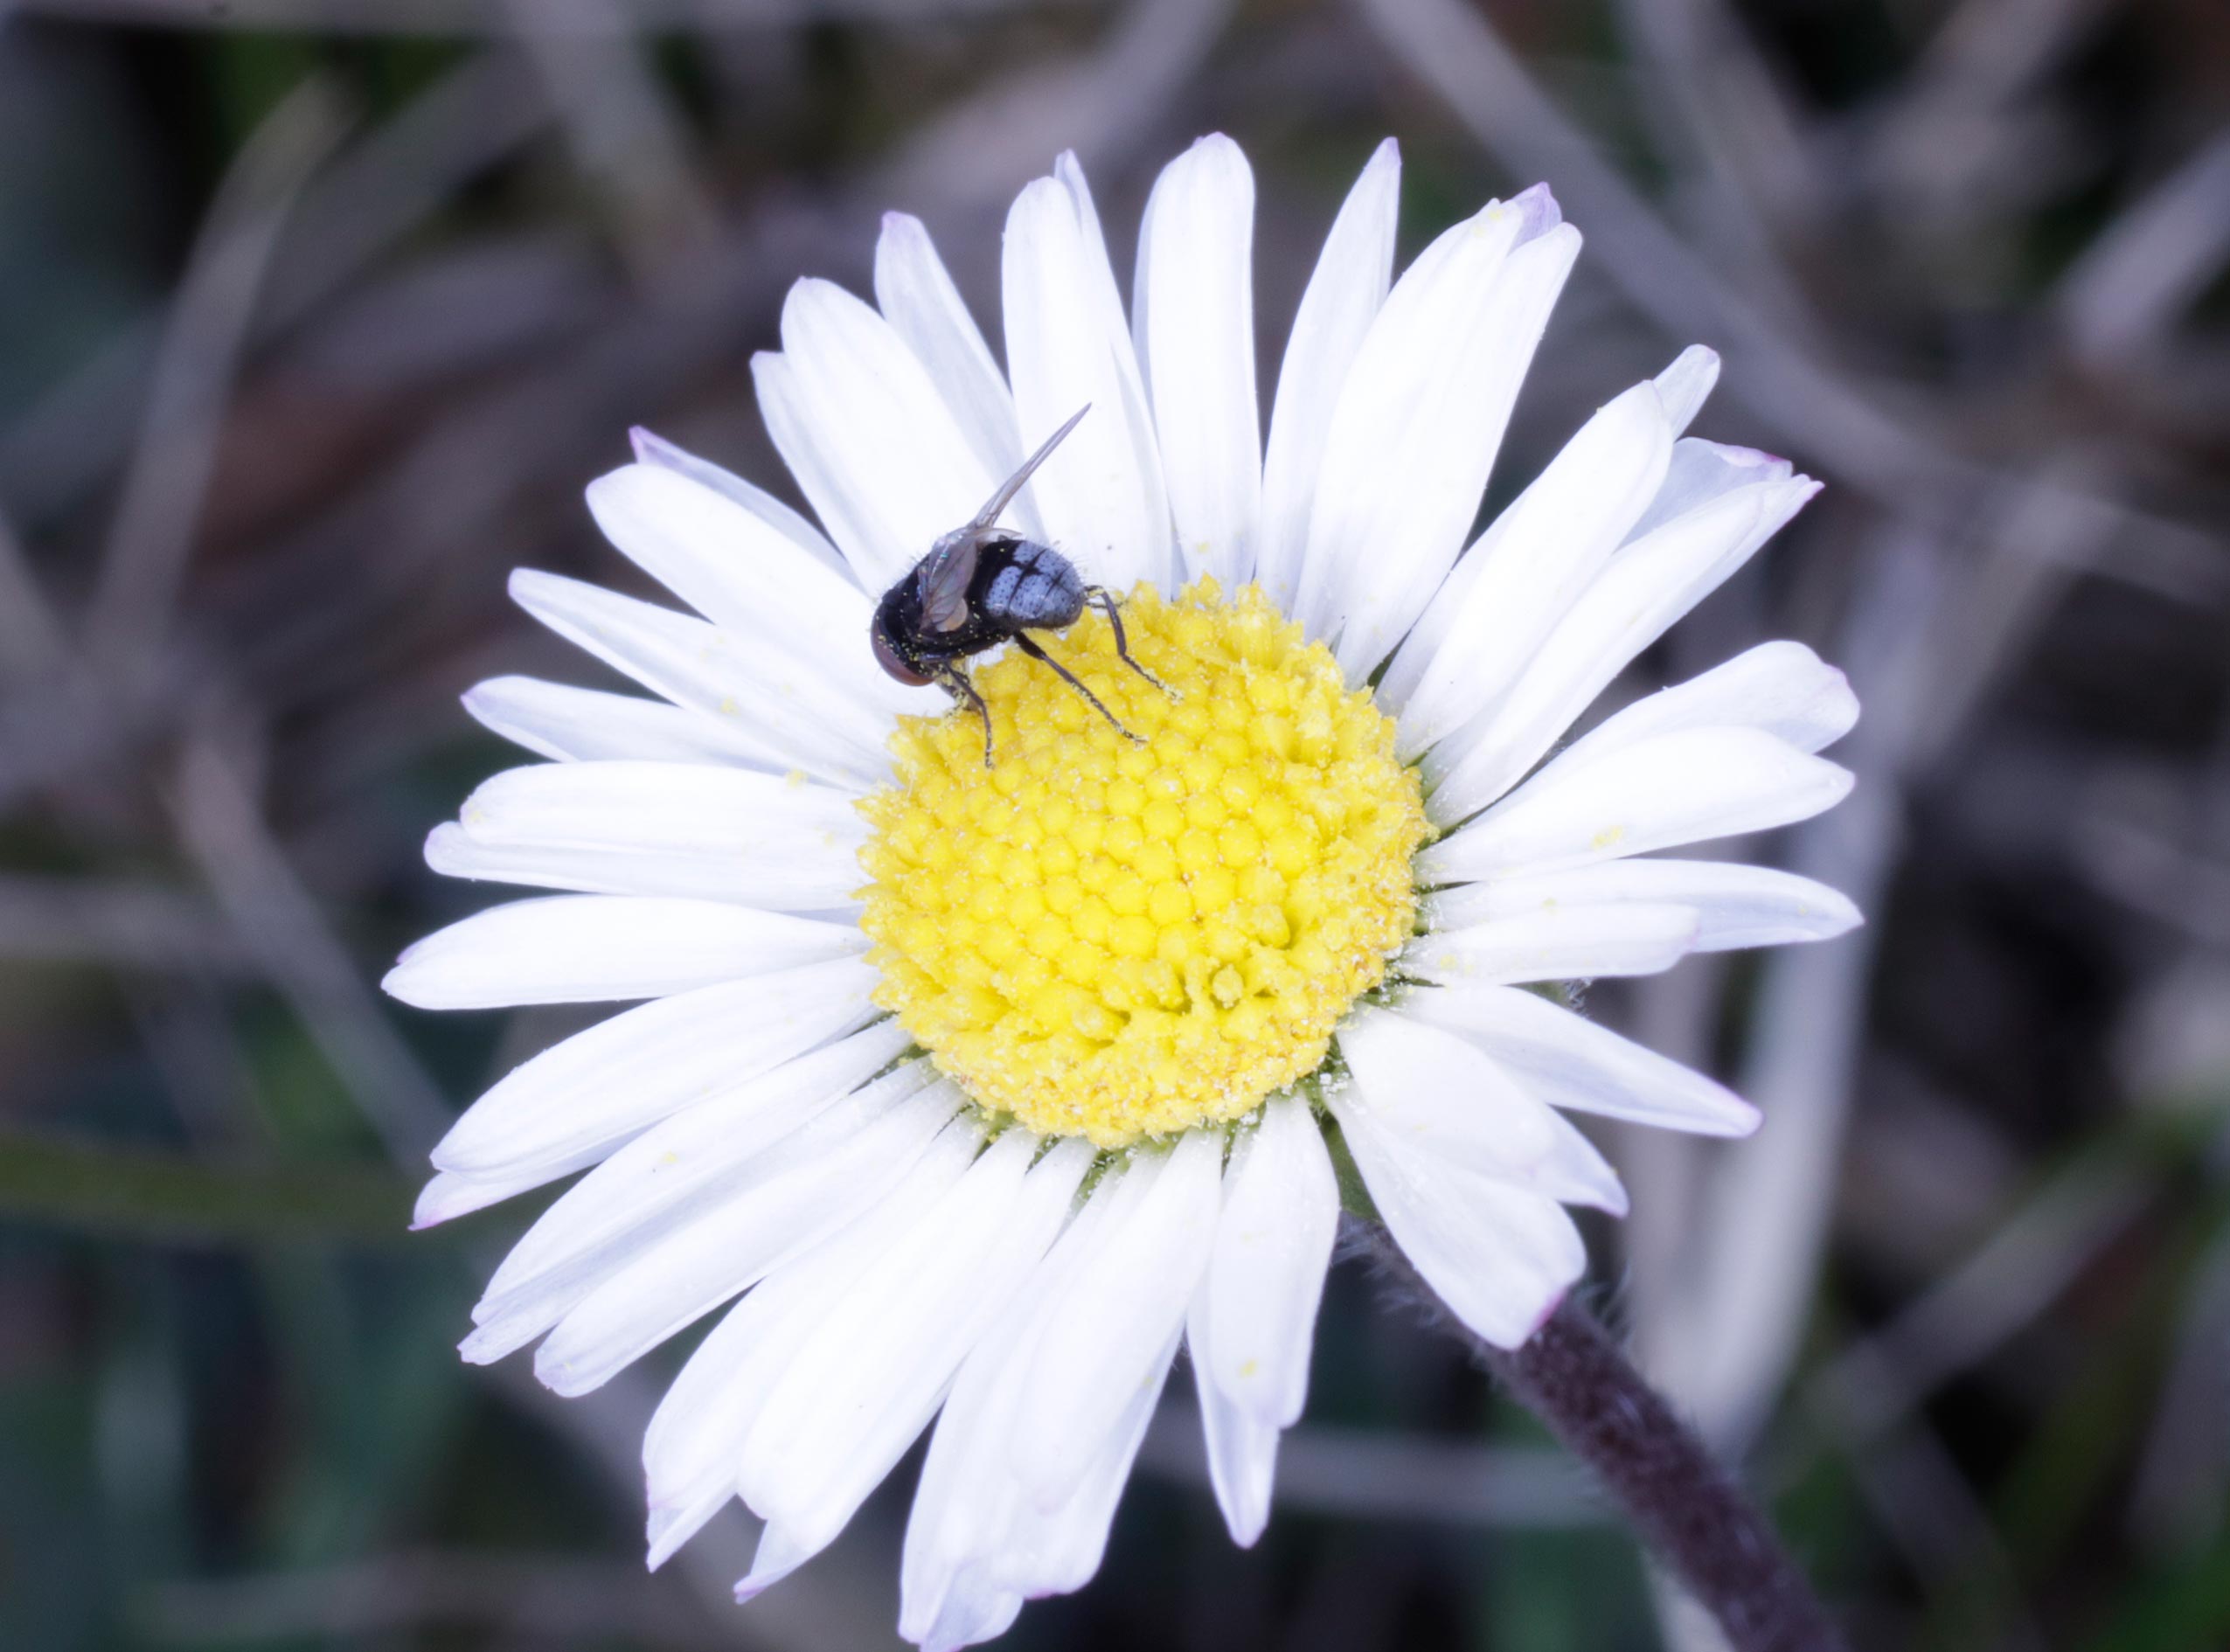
left=1365, top=1230, right=1846, bottom=1652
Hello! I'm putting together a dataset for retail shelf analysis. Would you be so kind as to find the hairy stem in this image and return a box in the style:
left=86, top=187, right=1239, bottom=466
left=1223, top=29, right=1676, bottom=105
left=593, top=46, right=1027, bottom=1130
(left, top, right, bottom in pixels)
left=1365, top=1229, right=1846, bottom=1652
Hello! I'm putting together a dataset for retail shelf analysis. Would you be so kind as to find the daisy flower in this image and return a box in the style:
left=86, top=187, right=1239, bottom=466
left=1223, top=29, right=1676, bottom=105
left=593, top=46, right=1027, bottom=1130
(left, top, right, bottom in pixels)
left=386, top=134, right=1858, bottom=1649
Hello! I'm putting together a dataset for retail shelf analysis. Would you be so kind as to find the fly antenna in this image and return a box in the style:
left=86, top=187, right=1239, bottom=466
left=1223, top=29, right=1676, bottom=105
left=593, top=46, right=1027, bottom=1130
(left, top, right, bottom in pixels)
left=970, top=404, right=1090, bottom=531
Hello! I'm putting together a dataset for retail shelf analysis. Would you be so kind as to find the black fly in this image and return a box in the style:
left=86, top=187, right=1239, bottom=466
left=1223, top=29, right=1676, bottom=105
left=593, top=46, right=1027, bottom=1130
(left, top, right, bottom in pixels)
left=870, top=404, right=1170, bottom=766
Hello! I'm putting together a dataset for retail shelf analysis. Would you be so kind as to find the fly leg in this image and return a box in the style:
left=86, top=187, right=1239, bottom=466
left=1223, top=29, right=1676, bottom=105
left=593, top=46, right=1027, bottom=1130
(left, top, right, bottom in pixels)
left=1083, top=587, right=1175, bottom=698
left=936, top=665, right=997, bottom=767
left=1012, top=634, right=1144, bottom=745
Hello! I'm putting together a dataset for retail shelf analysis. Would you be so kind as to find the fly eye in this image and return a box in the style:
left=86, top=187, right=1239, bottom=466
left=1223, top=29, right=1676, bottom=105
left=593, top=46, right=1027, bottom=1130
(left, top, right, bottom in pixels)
left=872, top=626, right=933, bottom=686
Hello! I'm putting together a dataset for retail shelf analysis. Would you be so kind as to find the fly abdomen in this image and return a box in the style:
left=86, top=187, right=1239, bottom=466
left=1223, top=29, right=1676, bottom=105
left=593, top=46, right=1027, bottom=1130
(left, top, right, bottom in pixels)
left=979, top=540, right=1086, bottom=630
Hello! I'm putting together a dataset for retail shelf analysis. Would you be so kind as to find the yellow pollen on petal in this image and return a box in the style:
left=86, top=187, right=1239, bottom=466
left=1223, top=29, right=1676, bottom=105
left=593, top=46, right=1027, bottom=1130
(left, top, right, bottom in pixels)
left=857, top=580, right=1430, bottom=1149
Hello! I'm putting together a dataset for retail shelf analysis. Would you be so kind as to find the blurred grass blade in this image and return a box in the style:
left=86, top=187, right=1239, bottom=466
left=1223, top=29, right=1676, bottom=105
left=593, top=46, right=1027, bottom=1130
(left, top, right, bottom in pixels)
left=0, top=1129, right=415, bottom=1246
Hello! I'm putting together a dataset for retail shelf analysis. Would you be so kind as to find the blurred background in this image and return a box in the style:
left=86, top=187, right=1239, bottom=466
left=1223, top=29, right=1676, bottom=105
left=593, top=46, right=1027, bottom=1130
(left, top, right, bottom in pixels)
left=2, top=0, right=2227, bottom=1648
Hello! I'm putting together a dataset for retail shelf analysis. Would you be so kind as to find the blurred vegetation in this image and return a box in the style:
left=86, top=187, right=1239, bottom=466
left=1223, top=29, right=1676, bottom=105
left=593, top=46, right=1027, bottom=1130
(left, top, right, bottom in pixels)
left=1, top=1, right=2227, bottom=1649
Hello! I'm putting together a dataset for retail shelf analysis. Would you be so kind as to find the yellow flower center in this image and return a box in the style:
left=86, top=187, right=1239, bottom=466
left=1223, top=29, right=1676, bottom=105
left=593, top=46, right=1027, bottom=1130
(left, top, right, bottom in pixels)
left=857, top=580, right=1429, bottom=1149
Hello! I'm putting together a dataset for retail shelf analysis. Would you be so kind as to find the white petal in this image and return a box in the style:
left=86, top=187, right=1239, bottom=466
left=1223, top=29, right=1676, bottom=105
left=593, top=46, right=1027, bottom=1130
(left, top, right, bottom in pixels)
left=873, top=212, right=1042, bottom=541
left=1288, top=198, right=1524, bottom=641
left=1194, top=1382, right=1280, bottom=1548
left=1296, top=202, right=1580, bottom=677
left=768, top=279, right=997, bottom=594
left=752, top=351, right=885, bottom=592
left=642, top=1120, right=970, bottom=1565
left=383, top=895, right=863, bottom=1009
left=430, top=956, right=879, bottom=1177
left=585, top=462, right=914, bottom=718
left=1008, top=1132, right=1223, bottom=1510
left=1319, top=206, right=1570, bottom=677
left=508, top=573, right=787, bottom=765
left=732, top=1522, right=815, bottom=1602
left=1137, top=135, right=1261, bottom=589
left=1629, top=438, right=1792, bottom=543
left=425, top=821, right=854, bottom=911
left=1055, top=150, right=1158, bottom=445
left=413, top=1149, right=609, bottom=1230
left=466, top=1072, right=943, bottom=1378
left=447, top=759, right=868, bottom=913
left=1430, top=858, right=1862, bottom=953
left=900, top=1137, right=1216, bottom=1643
left=650, top=1291, right=783, bottom=1558
left=736, top=1136, right=1094, bottom=1558
left=525, top=1088, right=969, bottom=1395
left=1330, top=1086, right=1587, bottom=1348
left=914, top=1329, right=1180, bottom=1648
left=450, top=755, right=861, bottom=855
left=1402, top=903, right=1702, bottom=987
left=1341, top=1005, right=1546, bottom=1164
left=988, top=1329, right=1177, bottom=1598
left=1337, top=1006, right=1627, bottom=1211
left=1003, top=170, right=1170, bottom=595
left=1560, top=640, right=1858, bottom=774
left=902, top=1173, right=1131, bottom=1642
left=1384, top=381, right=1675, bottom=754
left=1188, top=1095, right=1336, bottom=1429
left=629, top=426, right=850, bottom=580
left=1650, top=344, right=1720, bottom=435
left=1256, top=138, right=1400, bottom=614
left=476, top=1031, right=919, bottom=1316
left=1184, top=1096, right=1337, bottom=1547
left=462, top=676, right=771, bottom=768
left=1400, top=982, right=1759, bottom=1135
left=507, top=569, right=890, bottom=789
left=911, top=1579, right=1023, bottom=1652
left=1424, top=476, right=1822, bottom=820
left=1528, top=1108, right=1628, bottom=1216
left=1422, top=727, right=1854, bottom=885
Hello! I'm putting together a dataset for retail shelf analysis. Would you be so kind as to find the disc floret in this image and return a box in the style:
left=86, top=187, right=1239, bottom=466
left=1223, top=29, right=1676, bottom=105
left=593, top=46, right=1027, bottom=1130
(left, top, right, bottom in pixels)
left=858, top=580, right=1430, bottom=1147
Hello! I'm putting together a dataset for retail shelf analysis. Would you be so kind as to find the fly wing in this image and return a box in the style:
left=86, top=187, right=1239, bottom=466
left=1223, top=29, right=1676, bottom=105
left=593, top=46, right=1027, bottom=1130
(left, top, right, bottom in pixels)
left=968, top=404, right=1090, bottom=531
left=915, top=531, right=981, bottom=633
